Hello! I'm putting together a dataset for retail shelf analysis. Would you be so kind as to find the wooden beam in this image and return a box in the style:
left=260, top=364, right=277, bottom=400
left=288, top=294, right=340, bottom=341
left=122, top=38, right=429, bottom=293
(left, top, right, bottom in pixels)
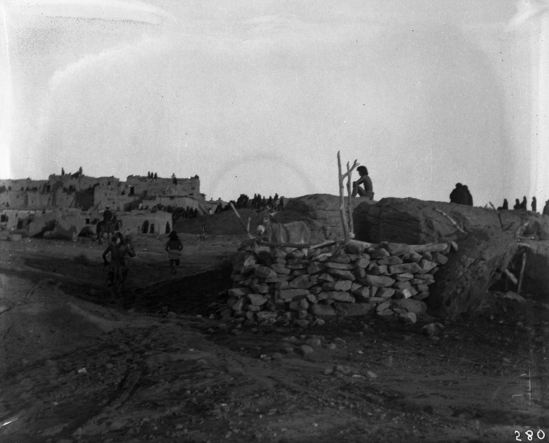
left=230, top=203, right=254, bottom=239
left=337, top=151, right=350, bottom=244
left=433, top=208, right=466, bottom=234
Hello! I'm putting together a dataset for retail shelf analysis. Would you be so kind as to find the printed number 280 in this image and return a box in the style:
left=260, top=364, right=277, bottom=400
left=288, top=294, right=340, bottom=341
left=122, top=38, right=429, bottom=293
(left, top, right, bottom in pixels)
left=516, top=430, right=546, bottom=441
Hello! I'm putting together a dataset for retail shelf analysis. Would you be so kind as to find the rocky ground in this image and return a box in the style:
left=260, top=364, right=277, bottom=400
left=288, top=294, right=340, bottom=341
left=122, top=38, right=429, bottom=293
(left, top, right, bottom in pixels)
left=0, top=231, right=548, bottom=443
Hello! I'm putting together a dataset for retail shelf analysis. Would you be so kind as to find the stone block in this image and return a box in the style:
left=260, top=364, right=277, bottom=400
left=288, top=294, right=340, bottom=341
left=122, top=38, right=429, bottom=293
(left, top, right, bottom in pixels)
left=334, top=302, right=374, bottom=316
left=367, top=263, right=388, bottom=275
left=331, top=254, right=352, bottom=264
left=271, top=264, right=291, bottom=275
left=248, top=294, right=268, bottom=306
left=228, top=287, right=251, bottom=297
left=394, top=288, right=413, bottom=299
left=377, top=288, right=395, bottom=298
left=328, top=269, right=356, bottom=280
left=400, top=312, right=417, bottom=324
left=361, top=275, right=396, bottom=287
left=323, top=280, right=353, bottom=291
left=376, top=301, right=391, bottom=312
left=307, top=262, right=323, bottom=274
left=277, top=288, right=310, bottom=300
left=371, top=248, right=390, bottom=259
left=418, top=259, right=438, bottom=274
left=325, top=262, right=355, bottom=270
left=403, top=251, right=422, bottom=263
left=251, top=283, right=270, bottom=294
left=351, top=282, right=362, bottom=292
left=396, top=273, right=414, bottom=281
left=310, top=303, right=337, bottom=316
left=354, top=268, right=366, bottom=279
left=393, top=281, right=411, bottom=290
left=355, top=257, right=371, bottom=268
left=413, top=292, right=430, bottom=301
left=432, top=252, right=449, bottom=265
left=255, top=266, right=277, bottom=279
left=290, top=275, right=314, bottom=289
left=354, top=285, right=370, bottom=297
left=388, top=262, right=422, bottom=274
left=318, top=273, right=335, bottom=282
left=325, top=291, right=356, bottom=303
left=377, top=256, right=403, bottom=265
left=393, top=298, right=427, bottom=314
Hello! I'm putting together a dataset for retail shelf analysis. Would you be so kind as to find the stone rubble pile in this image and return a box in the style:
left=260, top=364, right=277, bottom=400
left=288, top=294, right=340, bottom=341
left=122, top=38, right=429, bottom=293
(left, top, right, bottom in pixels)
left=222, top=240, right=454, bottom=327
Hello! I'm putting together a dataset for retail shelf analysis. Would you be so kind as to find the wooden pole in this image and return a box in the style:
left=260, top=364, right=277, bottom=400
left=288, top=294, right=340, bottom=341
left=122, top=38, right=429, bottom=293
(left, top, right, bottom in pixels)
left=346, top=160, right=357, bottom=238
left=230, top=203, right=254, bottom=239
left=337, top=152, right=350, bottom=244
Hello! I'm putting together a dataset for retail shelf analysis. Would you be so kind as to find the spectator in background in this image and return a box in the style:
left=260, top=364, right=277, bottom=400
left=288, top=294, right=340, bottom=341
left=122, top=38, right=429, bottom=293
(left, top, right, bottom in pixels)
left=449, top=184, right=468, bottom=205
left=166, top=231, right=183, bottom=275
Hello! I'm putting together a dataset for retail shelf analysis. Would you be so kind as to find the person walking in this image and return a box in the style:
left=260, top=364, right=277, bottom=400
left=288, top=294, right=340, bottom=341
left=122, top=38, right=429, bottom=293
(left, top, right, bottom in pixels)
left=102, top=232, right=136, bottom=298
left=166, top=231, right=183, bottom=274
left=351, top=166, right=374, bottom=199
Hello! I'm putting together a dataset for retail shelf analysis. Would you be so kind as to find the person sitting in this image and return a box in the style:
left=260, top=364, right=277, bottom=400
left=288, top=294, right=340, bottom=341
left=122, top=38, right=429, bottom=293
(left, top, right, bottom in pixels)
left=497, top=199, right=509, bottom=210
left=449, top=183, right=468, bottom=205
left=166, top=231, right=183, bottom=274
left=513, top=199, right=521, bottom=210
left=351, top=166, right=374, bottom=199
left=543, top=199, right=549, bottom=216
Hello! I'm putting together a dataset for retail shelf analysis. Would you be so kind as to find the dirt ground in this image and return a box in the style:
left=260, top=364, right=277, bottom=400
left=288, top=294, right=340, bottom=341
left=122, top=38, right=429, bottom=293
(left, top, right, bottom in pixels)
left=0, top=231, right=548, bottom=443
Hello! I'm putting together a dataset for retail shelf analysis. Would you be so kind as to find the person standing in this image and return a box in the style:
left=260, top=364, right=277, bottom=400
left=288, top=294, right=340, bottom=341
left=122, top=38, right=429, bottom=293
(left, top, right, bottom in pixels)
left=351, top=166, right=374, bottom=199
left=166, top=231, right=183, bottom=274
left=102, top=232, right=136, bottom=296
left=532, top=197, right=537, bottom=212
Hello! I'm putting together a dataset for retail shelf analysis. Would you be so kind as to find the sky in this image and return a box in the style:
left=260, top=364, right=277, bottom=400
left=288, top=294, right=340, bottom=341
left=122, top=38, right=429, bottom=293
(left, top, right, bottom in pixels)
left=1, top=0, right=548, bottom=207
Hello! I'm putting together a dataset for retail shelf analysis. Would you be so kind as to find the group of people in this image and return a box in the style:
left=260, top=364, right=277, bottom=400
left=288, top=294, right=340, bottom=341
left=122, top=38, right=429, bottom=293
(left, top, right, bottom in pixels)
left=449, top=183, right=474, bottom=206
left=497, top=196, right=549, bottom=214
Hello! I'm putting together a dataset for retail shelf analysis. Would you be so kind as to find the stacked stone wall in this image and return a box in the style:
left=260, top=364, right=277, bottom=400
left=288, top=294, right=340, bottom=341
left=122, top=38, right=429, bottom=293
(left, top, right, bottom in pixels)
left=224, top=241, right=453, bottom=327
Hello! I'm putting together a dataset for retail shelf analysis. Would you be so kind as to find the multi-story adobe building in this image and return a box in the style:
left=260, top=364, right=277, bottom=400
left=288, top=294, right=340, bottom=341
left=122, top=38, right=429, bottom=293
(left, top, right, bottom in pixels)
left=0, top=171, right=219, bottom=236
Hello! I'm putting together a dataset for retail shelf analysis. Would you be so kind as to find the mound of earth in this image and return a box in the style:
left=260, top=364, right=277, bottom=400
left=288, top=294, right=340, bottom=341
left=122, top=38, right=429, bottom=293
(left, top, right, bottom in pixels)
left=175, top=209, right=261, bottom=236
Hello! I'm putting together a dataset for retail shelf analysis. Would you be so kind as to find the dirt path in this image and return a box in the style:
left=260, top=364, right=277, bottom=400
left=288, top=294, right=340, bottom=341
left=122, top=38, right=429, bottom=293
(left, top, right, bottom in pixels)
left=0, top=235, right=548, bottom=442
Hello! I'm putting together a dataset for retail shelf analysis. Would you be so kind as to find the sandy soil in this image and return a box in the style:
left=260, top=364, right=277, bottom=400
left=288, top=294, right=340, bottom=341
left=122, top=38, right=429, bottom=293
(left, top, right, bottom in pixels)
left=0, top=231, right=548, bottom=443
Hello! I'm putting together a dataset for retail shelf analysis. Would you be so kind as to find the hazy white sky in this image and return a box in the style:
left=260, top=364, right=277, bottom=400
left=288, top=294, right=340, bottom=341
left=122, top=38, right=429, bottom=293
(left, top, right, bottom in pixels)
left=1, top=0, right=548, bottom=206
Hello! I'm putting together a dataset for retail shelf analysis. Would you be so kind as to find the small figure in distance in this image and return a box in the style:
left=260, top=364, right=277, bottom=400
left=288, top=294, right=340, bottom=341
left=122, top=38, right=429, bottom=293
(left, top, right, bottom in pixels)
left=497, top=199, right=509, bottom=211
left=449, top=183, right=468, bottom=205
left=166, top=230, right=183, bottom=275
left=199, top=223, right=206, bottom=241
left=351, top=166, right=374, bottom=200
left=513, top=199, right=521, bottom=210
left=543, top=199, right=549, bottom=216
left=520, top=196, right=527, bottom=210
left=532, top=196, right=537, bottom=212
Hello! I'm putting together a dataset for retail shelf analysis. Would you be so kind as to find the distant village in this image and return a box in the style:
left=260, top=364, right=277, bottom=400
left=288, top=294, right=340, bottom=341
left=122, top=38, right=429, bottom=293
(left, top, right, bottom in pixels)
left=0, top=168, right=285, bottom=238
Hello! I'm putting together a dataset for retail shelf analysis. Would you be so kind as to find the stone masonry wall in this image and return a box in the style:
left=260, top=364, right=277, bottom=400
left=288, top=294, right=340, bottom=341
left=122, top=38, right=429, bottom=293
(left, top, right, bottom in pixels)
left=223, top=241, right=453, bottom=328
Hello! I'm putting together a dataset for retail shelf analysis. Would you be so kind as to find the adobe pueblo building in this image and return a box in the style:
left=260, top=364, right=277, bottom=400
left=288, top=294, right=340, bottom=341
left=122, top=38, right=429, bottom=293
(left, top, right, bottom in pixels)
left=0, top=170, right=219, bottom=239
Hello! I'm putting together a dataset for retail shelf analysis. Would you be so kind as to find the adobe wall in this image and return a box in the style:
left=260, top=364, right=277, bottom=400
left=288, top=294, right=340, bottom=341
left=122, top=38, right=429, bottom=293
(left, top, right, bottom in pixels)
left=117, top=211, right=173, bottom=235
left=126, top=175, right=202, bottom=200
